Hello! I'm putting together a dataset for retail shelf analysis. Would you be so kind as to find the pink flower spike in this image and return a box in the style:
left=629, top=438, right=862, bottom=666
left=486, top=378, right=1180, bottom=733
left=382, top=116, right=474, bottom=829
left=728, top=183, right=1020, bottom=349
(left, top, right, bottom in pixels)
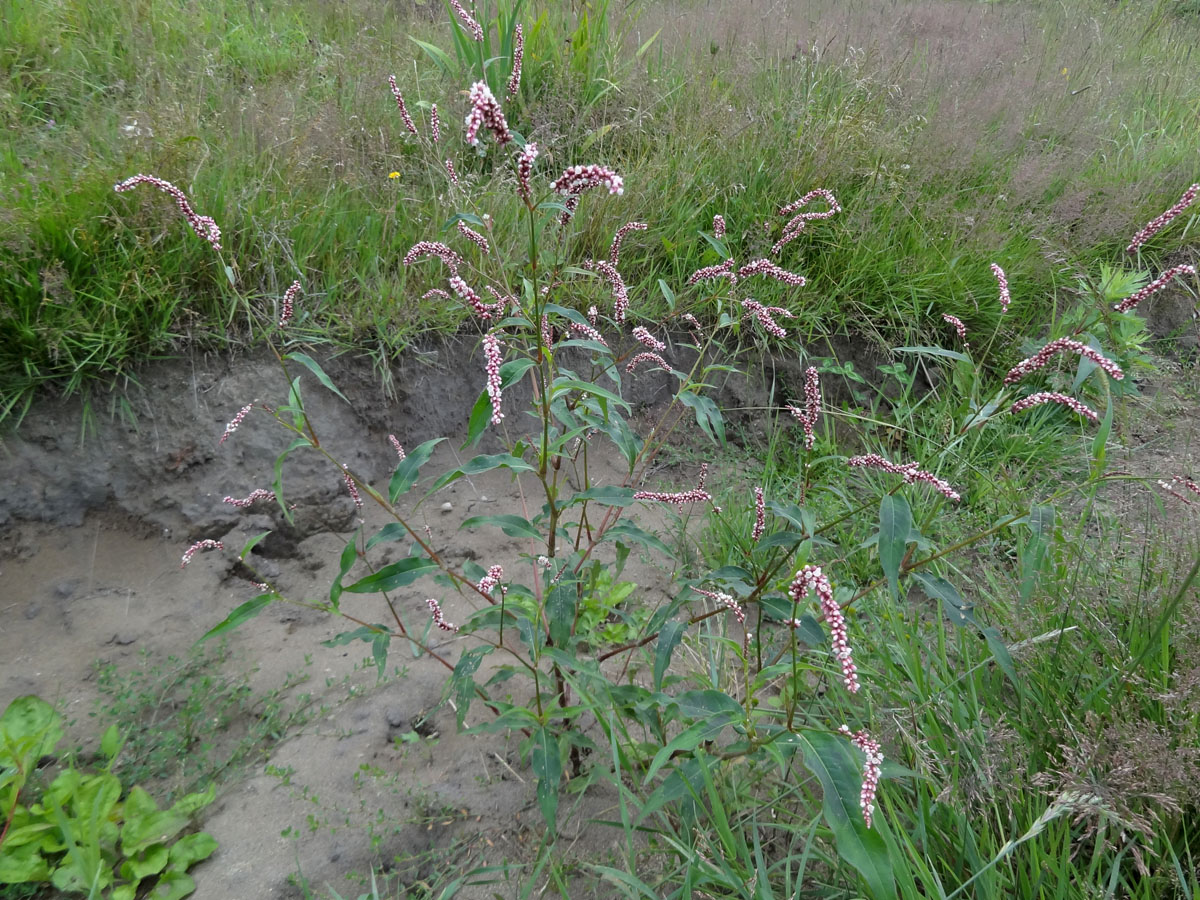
left=223, top=489, right=276, bottom=508
left=1113, top=265, right=1196, bottom=313
left=582, top=259, right=630, bottom=323
left=464, top=80, right=511, bottom=147
left=786, top=366, right=821, bottom=449
left=430, top=103, right=440, bottom=143
left=426, top=598, right=458, bottom=632
left=790, top=564, right=858, bottom=693
left=1003, top=337, right=1123, bottom=385
left=404, top=241, right=464, bottom=273
left=692, top=587, right=746, bottom=624
left=450, top=275, right=498, bottom=320
left=633, top=326, right=666, bottom=352
left=540, top=315, right=553, bottom=350
left=516, top=142, right=538, bottom=201
left=444, top=159, right=460, bottom=185
left=741, top=298, right=791, bottom=338
left=181, top=539, right=224, bottom=568
left=626, top=351, right=672, bottom=374
left=218, top=403, right=254, bottom=445
left=450, top=0, right=483, bottom=40
left=737, top=259, right=807, bottom=287
left=633, top=471, right=713, bottom=508
left=587, top=305, right=599, bottom=326
left=483, top=333, right=504, bottom=424
left=1127, top=183, right=1200, bottom=253
left=942, top=314, right=968, bottom=347
left=569, top=320, right=607, bottom=346
left=713, top=214, right=726, bottom=239
left=388, top=435, right=406, bottom=460
left=507, top=23, right=524, bottom=98
left=342, top=466, right=363, bottom=511
left=847, top=453, right=961, bottom=502
left=990, top=264, right=1010, bottom=313
left=387, top=75, right=418, bottom=135
left=457, top=220, right=490, bottom=254
left=1010, top=392, right=1099, bottom=422
left=778, top=188, right=841, bottom=218
left=550, top=164, right=624, bottom=197
left=1159, top=475, right=1200, bottom=506
left=609, top=221, right=648, bottom=266
left=113, top=174, right=221, bottom=251
left=477, top=564, right=505, bottom=598
left=279, top=280, right=301, bottom=328
left=686, top=259, right=737, bottom=287
left=839, top=726, right=883, bottom=827
left=422, top=288, right=451, bottom=301
left=752, top=486, right=765, bottom=542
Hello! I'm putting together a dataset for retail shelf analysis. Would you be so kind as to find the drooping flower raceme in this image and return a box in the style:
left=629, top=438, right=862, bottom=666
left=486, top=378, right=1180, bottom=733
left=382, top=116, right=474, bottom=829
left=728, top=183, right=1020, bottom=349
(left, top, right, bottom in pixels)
left=570, top=320, right=607, bottom=346
left=477, top=564, right=505, bottom=598
left=1126, top=183, right=1200, bottom=253
left=1112, top=265, right=1196, bottom=313
left=342, top=465, right=363, bottom=511
left=752, top=486, right=765, bottom=542
left=279, top=281, right=302, bottom=328
left=223, top=489, right=276, bottom=508
left=181, top=539, right=224, bottom=568
left=450, top=0, right=483, bottom=41
left=991, top=263, right=1010, bottom=313
left=483, top=332, right=504, bottom=424
left=790, top=564, right=858, bottom=694
left=632, top=326, right=666, bottom=352
left=786, top=366, right=821, bottom=449
left=388, top=435, right=406, bottom=460
left=847, top=453, right=962, bottom=502
left=1003, top=337, right=1123, bottom=385
left=773, top=189, right=841, bottom=255
left=464, top=81, right=511, bottom=147
left=582, top=259, right=630, bottom=323
left=430, top=103, right=440, bottom=143
left=626, top=352, right=671, bottom=374
left=516, top=142, right=538, bottom=201
left=113, top=174, right=222, bottom=251
left=444, top=159, right=460, bottom=186
left=609, top=221, right=647, bottom=266
left=839, top=726, right=883, bottom=828
left=218, top=403, right=255, bottom=445
left=737, top=258, right=806, bottom=287
left=712, top=214, right=726, bottom=238
left=387, top=75, right=418, bottom=135
left=507, top=23, right=523, bottom=98
left=741, top=298, right=793, bottom=338
left=1159, top=475, right=1200, bottom=506
left=549, top=164, right=624, bottom=197
left=404, top=241, right=464, bottom=273
left=426, top=598, right=458, bottom=632
left=942, top=314, right=968, bottom=346
left=692, top=587, right=746, bottom=624
left=457, top=220, right=490, bottom=254
left=686, top=259, right=737, bottom=286
left=1010, top=392, right=1098, bottom=422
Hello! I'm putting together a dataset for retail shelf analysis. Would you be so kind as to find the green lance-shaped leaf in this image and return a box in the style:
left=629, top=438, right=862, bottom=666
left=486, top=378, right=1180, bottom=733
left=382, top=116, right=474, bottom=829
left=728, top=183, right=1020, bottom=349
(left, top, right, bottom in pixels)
left=197, top=593, right=273, bottom=644
left=531, top=727, right=562, bottom=838
left=429, top=453, right=536, bottom=494
left=389, top=437, right=445, bottom=502
left=546, top=584, right=576, bottom=648
left=878, top=494, right=912, bottom=600
left=341, top=556, right=438, bottom=594
left=283, top=352, right=349, bottom=403
left=460, top=514, right=543, bottom=541
left=653, top=620, right=686, bottom=691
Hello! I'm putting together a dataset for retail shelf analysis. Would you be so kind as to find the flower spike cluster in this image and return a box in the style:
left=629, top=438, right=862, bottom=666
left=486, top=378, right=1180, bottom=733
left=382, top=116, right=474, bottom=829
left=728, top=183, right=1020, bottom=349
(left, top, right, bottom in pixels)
left=790, top=564, right=858, bottom=693
left=991, top=264, right=1010, bottom=313
left=483, top=333, right=504, bottom=424
left=737, top=259, right=806, bottom=287
left=450, top=0, right=483, bottom=41
left=279, top=281, right=302, bottom=328
left=223, top=489, right=276, bottom=508
left=839, top=726, right=883, bottom=828
left=404, top=241, right=465, bottom=273
left=1112, top=265, right=1196, bottom=313
left=465, top=81, right=511, bottom=146
left=477, top=565, right=505, bottom=598
left=751, top=486, right=766, bottom=542
left=507, top=23, right=524, bottom=98
left=609, top=221, right=647, bottom=265
left=632, top=326, right=666, bottom=352
left=626, top=352, right=671, bottom=374
left=426, top=598, right=458, bottom=632
left=1010, top=392, right=1098, bottom=422
left=457, top=220, right=490, bottom=254
left=430, top=103, right=440, bottom=142
left=582, top=259, right=630, bottom=323
left=786, top=366, right=821, bottom=449
left=219, top=403, right=255, bottom=445
left=741, top=298, right=793, bottom=338
left=847, top=453, right=962, bottom=502
left=516, top=142, right=538, bottom=201
left=687, top=259, right=737, bottom=286
left=942, top=314, right=968, bottom=347
left=1126, top=183, right=1199, bottom=253
left=387, top=75, right=418, bottom=135
left=444, top=159, right=460, bottom=185
left=388, top=435, right=406, bottom=460
left=692, top=587, right=746, bottom=624
left=1159, top=475, right=1200, bottom=506
left=1003, top=338, right=1123, bottom=385
left=342, top=466, right=363, bottom=511
left=773, top=189, right=841, bottom=255
left=570, top=321, right=607, bottom=346
left=181, top=539, right=224, bottom=568
left=712, top=214, right=726, bottom=239
left=550, top=164, right=624, bottom=197
left=634, top=466, right=712, bottom=508
left=114, top=174, right=222, bottom=251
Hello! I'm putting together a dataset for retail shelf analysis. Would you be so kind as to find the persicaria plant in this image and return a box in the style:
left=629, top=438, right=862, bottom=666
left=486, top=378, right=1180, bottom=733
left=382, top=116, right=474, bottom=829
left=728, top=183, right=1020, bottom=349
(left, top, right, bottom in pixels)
left=111, top=9, right=1196, bottom=890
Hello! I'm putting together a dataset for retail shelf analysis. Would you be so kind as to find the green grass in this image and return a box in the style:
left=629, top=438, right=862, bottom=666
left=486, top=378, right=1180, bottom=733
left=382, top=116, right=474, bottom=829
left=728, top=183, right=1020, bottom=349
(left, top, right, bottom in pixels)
left=2, top=0, right=1199, bottom=420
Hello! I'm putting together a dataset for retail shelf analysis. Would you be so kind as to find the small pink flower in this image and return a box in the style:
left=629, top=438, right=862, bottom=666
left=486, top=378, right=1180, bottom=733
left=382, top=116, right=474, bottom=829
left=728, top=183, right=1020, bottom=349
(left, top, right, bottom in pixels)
left=465, top=81, right=511, bottom=146
left=626, top=351, right=671, bottom=374
left=430, top=103, right=440, bottom=143
left=1113, top=265, right=1196, bottom=313
left=990, top=264, right=1010, bottom=313
left=1127, top=183, right=1200, bottom=253
left=1003, top=338, right=1123, bottom=385
left=507, top=23, right=524, bottom=98
left=540, top=314, right=553, bottom=350
left=457, top=220, right=490, bottom=254
left=477, top=564, right=505, bottom=597
left=569, top=320, right=607, bottom=346
left=692, top=587, right=746, bottom=624
left=484, top=332, right=504, bottom=424
left=450, top=275, right=499, bottom=320
left=634, top=469, right=713, bottom=508
left=712, top=214, right=726, bottom=238
left=387, top=75, right=418, bottom=135
left=790, top=564, right=858, bottom=693
left=404, top=241, right=464, bottom=273
left=847, top=453, right=961, bottom=502
left=632, top=326, right=665, bottom=351
left=223, top=489, right=276, bottom=508
left=773, top=189, right=840, bottom=256
left=450, top=0, right=483, bottom=40
left=516, top=142, right=538, bottom=201
left=342, top=466, right=363, bottom=511
left=741, top=298, right=792, bottom=338
left=752, top=486, right=765, bottom=542
left=181, top=539, right=224, bottom=568
left=942, top=313, right=968, bottom=347
left=388, top=435, right=406, bottom=460
left=422, top=288, right=451, bottom=301
left=609, top=221, right=647, bottom=266
left=587, top=305, right=599, bottom=325
left=839, top=726, right=883, bottom=828
left=218, top=403, right=255, bottom=445
left=686, top=259, right=737, bottom=286
left=737, top=258, right=806, bottom=287
left=444, top=159, right=460, bottom=185
left=1010, top=392, right=1099, bottom=422
left=550, top=164, right=624, bottom=197
left=426, top=597, right=458, bottom=632
left=114, top=174, right=221, bottom=251
left=582, top=259, right=630, bottom=323
left=786, top=366, right=821, bottom=450
left=682, top=312, right=703, bottom=338
left=279, top=281, right=302, bottom=328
